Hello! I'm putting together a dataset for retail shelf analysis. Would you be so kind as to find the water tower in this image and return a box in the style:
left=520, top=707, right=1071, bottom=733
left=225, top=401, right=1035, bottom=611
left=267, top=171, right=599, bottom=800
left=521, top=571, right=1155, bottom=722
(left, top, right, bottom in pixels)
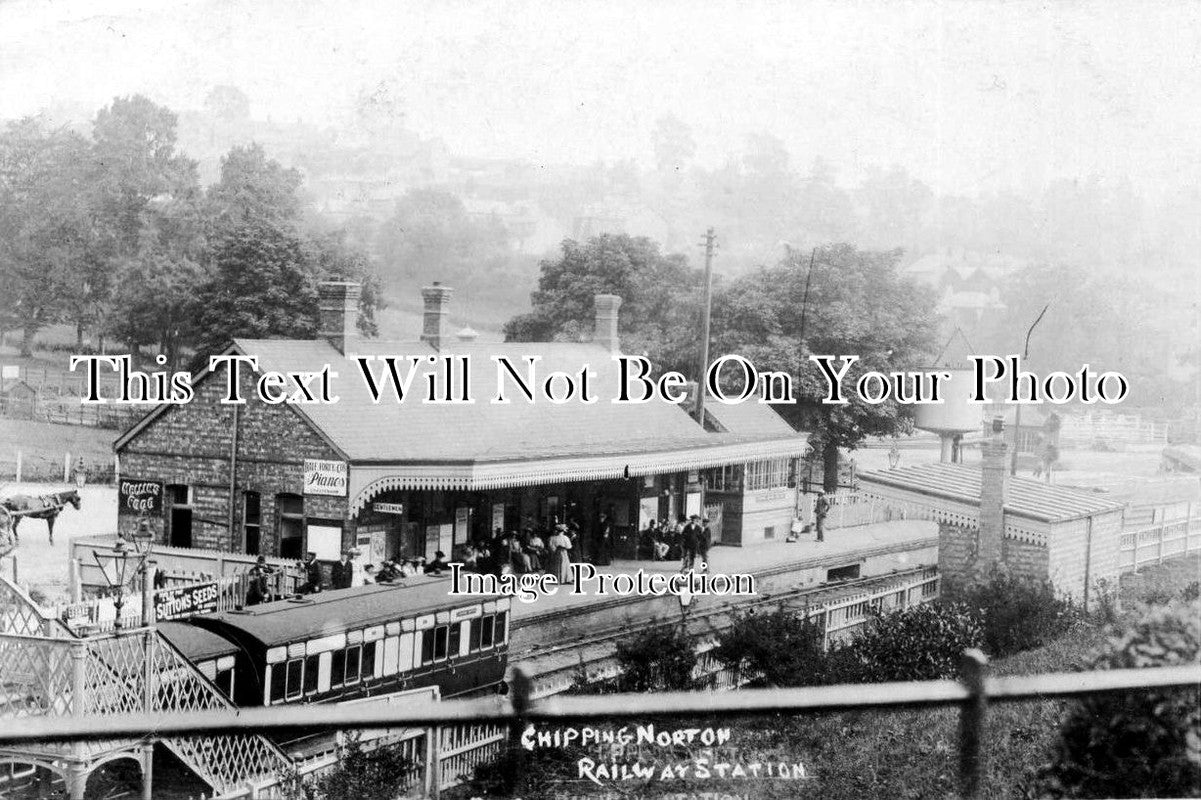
left=913, top=366, right=982, bottom=463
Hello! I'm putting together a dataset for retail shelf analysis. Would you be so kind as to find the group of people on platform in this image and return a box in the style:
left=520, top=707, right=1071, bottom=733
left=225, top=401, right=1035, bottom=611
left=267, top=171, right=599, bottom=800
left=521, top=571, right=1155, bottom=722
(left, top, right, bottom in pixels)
left=639, top=515, right=713, bottom=571
left=243, top=509, right=716, bottom=606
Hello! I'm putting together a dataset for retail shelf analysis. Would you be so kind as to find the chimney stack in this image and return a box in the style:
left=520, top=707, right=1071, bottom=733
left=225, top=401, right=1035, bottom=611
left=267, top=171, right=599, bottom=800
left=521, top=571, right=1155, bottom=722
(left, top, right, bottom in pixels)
left=593, top=294, right=622, bottom=352
left=318, top=281, right=361, bottom=355
left=421, top=283, right=454, bottom=350
left=977, top=419, right=1008, bottom=570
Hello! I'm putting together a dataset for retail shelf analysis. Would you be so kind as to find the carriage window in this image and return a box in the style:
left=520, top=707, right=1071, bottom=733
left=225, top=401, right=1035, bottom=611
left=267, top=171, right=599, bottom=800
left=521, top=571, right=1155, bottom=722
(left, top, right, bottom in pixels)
left=215, top=666, right=235, bottom=699
left=277, top=494, right=305, bottom=560
left=285, top=658, right=303, bottom=700
left=469, top=619, right=481, bottom=651
left=448, top=623, right=461, bottom=657
left=303, top=654, right=320, bottom=695
left=480, top=616, right=495, bottom=649
left=362, top=641, right=377, bottom=678
left=345, top=645, right=362, bottom=685
left=269, top=664, right=286, bottom=703
left=331, top=648, right=346, bottom=688
left=434, top=626, right=448, bottom=661
left=421, top=630, right=435, bottom=664
left=494, top=612, right=507, bottom=644
left=243, top=491, right=262, bottom=555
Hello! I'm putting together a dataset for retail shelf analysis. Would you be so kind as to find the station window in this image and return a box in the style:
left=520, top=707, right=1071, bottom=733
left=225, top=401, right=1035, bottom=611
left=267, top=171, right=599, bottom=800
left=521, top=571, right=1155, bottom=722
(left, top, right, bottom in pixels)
left=167, top=484, right=193, bottom=549
left=277, top=494, right=305, bottom=560
left=744, top=458, right=791, bottom=491
left=243, top=491, right=262, bottom=555
left=303, top=654, right=320, bottom=695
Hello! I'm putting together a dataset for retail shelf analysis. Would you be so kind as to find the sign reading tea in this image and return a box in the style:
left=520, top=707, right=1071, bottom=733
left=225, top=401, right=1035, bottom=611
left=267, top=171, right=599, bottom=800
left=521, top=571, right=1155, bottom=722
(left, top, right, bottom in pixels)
left=304, top=459, right=348, bottom=497
left=118, top=477, right=163, bottom=516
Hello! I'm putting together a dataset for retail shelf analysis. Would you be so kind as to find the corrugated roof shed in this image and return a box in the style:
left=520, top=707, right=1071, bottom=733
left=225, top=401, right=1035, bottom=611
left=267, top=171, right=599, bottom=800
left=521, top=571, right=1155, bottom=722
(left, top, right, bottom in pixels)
left=859, top=463, right=1123, bottom=523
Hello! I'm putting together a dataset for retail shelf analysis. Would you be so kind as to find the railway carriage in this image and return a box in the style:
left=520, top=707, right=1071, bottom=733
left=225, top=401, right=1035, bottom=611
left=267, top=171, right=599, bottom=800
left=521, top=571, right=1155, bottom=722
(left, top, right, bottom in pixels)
left=167, top=578, right=511, bottom=709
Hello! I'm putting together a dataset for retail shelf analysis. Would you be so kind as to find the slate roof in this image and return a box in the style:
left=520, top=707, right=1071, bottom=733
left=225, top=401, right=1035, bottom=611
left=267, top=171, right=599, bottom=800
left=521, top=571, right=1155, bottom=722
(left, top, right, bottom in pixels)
left=229, top=338, right=800, bottom=463
left=859, top=463, right=1123, bottom=524
left=701, top=396, right=798, bottom=438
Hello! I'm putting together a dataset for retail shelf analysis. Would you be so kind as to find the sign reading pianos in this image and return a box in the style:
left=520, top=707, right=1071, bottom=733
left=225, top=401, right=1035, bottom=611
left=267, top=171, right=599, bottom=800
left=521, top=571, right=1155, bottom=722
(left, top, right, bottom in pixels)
left=304, top=458, right=348, bottom=497
left=118, top=477, right=163, bottom=517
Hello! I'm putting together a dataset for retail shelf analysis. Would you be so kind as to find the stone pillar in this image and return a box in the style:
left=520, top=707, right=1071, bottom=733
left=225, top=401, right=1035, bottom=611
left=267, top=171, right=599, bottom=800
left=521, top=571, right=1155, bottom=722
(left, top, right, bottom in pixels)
left=978, top=436, right=1008, bottom=570
left=592, top=294, right=622, bottom=352
left=420, top=283, right=454, bottom=350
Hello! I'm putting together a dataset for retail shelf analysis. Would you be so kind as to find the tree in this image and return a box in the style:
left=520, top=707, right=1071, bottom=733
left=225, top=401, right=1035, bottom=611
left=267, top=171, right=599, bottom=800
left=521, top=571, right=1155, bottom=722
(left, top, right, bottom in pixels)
left=712, top=243, right=941, bottom=489
left=0, top=119, right=95, bottom=355
left=614, top=624, right=697, bottom=692
left=207, top=143, right=303, bottom=230
left=652, top=114, right=696, bottom=174
left=194, top=219, right=319, bottom=357
left=504, top=233, right=704, bottom=374
left=85, top=95, right=199, bottom=349
left=714, top=608, right=828, bottom=687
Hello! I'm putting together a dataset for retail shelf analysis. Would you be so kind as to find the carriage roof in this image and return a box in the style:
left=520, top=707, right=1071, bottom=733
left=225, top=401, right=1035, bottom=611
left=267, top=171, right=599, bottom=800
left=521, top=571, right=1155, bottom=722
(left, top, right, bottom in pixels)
left=158, top=620, right=241, bottom=662
left=191, top=577, right=500, bottom=649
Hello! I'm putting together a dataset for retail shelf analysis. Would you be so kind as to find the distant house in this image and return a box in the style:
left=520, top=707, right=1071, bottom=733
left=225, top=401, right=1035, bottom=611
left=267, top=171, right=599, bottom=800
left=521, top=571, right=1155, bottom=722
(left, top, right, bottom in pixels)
left=0, top=378, right=37, bottom=420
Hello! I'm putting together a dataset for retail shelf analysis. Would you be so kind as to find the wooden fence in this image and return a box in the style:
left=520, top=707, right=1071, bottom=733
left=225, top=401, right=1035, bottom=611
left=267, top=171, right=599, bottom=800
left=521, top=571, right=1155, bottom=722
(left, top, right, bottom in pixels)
left=1119, top=513, right=1201, bottom=572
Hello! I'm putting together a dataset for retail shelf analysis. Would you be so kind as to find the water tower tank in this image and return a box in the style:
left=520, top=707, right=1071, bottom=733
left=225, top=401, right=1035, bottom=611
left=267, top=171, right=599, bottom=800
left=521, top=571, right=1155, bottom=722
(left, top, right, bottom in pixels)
left=913, top=367, right=982, bottom=462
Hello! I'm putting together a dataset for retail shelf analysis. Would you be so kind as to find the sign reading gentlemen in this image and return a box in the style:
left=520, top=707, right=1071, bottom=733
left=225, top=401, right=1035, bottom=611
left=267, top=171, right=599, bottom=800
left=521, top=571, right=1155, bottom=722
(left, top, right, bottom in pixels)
left=303, top=459, right=348, bottom=497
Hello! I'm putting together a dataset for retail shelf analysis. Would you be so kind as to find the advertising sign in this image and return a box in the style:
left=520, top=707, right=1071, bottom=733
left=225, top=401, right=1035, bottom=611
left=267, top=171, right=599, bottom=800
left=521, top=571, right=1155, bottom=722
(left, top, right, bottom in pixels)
left=303, top=459, right=348, bottom=497
left=154, top=582, right=220, bottom=621
left=117, top=477, right=163, bottom=516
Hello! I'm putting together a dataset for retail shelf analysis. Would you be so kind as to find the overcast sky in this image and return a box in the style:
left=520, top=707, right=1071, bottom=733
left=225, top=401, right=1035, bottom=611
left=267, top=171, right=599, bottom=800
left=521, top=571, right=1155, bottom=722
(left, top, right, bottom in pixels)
left=2, top=0, right=1199, bottom=196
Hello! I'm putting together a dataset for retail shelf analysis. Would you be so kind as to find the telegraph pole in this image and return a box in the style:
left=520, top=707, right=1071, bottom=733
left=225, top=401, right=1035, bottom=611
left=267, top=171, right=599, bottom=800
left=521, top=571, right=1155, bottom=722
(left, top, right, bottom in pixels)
left=695, top=228, right=717, bottom=425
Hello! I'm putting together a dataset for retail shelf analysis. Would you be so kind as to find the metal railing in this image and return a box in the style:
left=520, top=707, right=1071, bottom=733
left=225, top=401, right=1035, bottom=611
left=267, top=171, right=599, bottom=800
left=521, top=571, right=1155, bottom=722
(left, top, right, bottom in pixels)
left=0, top=657, right=1196, bottom=799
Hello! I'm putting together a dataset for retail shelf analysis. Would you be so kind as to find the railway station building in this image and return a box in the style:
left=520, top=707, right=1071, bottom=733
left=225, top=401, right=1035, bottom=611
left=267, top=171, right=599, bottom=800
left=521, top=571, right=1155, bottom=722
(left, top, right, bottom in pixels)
left=114, top=282, right=809, bottom=571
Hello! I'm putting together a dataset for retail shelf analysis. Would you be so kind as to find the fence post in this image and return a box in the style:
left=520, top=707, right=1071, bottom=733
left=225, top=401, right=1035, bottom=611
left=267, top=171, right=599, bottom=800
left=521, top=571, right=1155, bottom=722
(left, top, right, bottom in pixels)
left=14, top=450, right=20, bottom=483
left=508, top=666, right=533, bottom=798
left=70, top=558, right=82, bottom=603
left=63, top=452, right=71, bottom=483
left=958, top=649, right=989, bottom=800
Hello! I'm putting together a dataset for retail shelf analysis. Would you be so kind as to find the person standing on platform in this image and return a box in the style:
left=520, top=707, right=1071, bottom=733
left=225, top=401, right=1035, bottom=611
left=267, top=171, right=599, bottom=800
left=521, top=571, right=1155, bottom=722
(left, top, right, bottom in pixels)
left=547, top=524, right=573, bottom=584
left=681, top=514, right=702, bottom=570
left=815, top=491, right=830, bottom=543
left=332, top=551, right=354, bottom=589
left=246, top=556, right=273, bottom=605
left=698, top=517, right=713, bottom=573
left=299, top=552, right=324, bottom=594
left=594, top=512, right=613, bottom=566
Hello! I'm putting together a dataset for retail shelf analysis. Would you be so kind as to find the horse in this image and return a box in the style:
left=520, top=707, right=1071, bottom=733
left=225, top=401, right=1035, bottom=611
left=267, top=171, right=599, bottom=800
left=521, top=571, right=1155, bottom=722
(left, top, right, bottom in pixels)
left=2, top=489, right=82, bottom=546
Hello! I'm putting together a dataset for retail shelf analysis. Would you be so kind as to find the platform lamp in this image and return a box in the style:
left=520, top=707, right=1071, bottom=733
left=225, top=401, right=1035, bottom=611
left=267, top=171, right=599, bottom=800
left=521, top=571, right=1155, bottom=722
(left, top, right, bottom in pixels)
left=95, top=518, right=155, bottom=631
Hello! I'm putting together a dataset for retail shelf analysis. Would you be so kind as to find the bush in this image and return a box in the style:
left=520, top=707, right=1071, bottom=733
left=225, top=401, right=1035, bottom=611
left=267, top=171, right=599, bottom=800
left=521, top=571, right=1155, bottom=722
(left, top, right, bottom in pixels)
left=1037, top=599, right=1201, bottom=798
left=713, top=608, right=828, bottom=687
left=280, top=733, right=416, bottom=800
left=946, top=568, right=1078, bottom=657
left=614, top=623, right=697, bottom=692
left=843, top=602, right=985, bottom=682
